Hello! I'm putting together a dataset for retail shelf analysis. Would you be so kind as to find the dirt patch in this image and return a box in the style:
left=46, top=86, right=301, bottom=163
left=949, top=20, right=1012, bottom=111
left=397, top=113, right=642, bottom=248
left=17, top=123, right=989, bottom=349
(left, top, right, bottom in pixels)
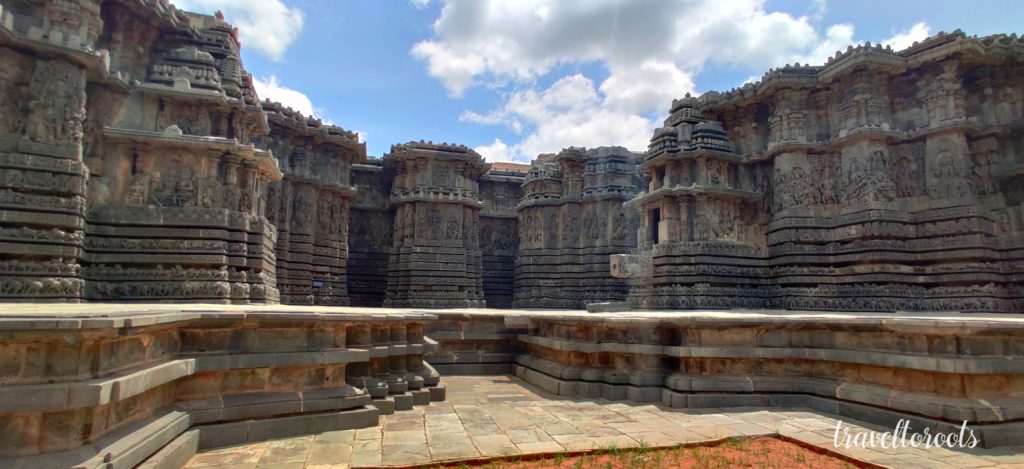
left=428, top=436, right=866, bottom=469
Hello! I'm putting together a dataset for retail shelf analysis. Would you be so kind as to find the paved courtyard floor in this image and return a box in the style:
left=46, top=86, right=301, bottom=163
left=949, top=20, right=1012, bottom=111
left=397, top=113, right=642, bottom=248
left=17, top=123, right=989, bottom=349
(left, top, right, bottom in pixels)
left=183, top=376, right=1024, bottom=468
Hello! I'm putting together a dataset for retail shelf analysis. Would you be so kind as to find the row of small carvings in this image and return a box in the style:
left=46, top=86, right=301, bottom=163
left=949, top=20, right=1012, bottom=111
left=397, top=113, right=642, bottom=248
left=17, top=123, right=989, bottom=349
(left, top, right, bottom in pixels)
left=645, top=259, right=1021, bottom=277
left=765, top=205, right=989, bottom=231
left=625, top=281, right=1017, bottom=297
left=514, top=263, right=628, bottom=274
left=517, top=190, right=640, bottom=208
left=627, top=291, right=1019, bottom=313
left=644, top=261, right=1024, bottom=277
left=765, top=220, right=999, bottom=244
left=87, top=206, right=277, bottom=234
left=515, top=248, right=637, bottom=260
left=643, top=234, right=1024, bottom=257
left=514, top=355, right=1021, bottom=424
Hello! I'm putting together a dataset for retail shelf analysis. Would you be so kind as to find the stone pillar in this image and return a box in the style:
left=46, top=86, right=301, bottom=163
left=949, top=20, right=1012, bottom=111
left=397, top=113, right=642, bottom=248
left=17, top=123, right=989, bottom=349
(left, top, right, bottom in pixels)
left=260, top=101, right=365, bottom=306
left=514, top=147, right=641, bottom=308
left=383, top=142, right=489, bottom=307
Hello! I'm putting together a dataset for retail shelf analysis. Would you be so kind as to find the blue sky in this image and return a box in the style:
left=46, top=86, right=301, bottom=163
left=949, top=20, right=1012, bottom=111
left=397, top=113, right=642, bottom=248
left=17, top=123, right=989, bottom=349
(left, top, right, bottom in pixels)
left=174, top=0, right=1024, bottom=162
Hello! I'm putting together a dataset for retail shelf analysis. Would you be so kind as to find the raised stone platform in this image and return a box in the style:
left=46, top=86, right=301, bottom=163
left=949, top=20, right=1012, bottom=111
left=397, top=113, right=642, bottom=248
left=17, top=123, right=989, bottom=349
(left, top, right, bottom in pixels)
left=1, top=304, right=1023, bottom=467
left=0, top=304, right=445, bottom=469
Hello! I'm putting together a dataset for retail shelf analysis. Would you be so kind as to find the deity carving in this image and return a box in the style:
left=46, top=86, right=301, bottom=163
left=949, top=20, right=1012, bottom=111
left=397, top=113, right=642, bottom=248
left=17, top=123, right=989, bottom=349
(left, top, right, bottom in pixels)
left=929, top=150, right=971, bottom=199
left=293, top=194, right=311, bottom=231
left=0, top=75, right=26, bottom=136
left=613, top=212, right=628, bottom=241
left=566, top=216, right=579, bottom=242
left=198, top=180, right=219, bottom=208
left=706, top=159, right=724, bottom=185
left=25, top=59, right=86, bottom=145
left=264, top=185, right=280, bottom=221
left=151, top=162, right=198, bottom=207
left=426, top=209, right=441, bottom=240
left=239, top=190, right=254, bottom=214
left=843, top=146, right=896, bottom=205
left=446, top=214, right=461, bottom=240
left=479, top=224, right=494, bottom=251
left=890, top=143, right=925, bottom=198
left=467, top=216, right=478, bottom=246
left=969, top=139, right=1000, bottom=195
left=126, top=174, right=151, bottom=206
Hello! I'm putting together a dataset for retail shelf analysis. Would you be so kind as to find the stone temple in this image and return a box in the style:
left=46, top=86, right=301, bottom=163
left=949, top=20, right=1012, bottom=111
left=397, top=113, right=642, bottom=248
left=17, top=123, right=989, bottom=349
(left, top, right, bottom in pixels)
left=0, top=1, right=1023, bottom=468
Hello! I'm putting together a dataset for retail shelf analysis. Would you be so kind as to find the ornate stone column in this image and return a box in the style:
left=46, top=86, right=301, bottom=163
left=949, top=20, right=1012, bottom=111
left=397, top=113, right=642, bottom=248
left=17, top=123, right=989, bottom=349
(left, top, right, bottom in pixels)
left=383, top=142, right=489, bottom=307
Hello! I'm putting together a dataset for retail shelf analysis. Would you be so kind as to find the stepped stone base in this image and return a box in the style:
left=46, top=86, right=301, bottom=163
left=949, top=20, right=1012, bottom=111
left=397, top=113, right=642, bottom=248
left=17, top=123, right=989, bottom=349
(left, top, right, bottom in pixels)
left=0, top=304, right=446, bottom=469
left=2, top=303, right=1024, bottom=468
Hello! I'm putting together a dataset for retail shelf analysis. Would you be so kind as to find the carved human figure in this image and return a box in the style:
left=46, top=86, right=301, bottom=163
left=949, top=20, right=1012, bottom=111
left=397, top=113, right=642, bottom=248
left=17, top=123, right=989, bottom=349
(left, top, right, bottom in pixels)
left=446, top=215, right=461, bottom=240
left=426, top=208, right=441, bottom=240
left=293, top=194, right=311, bottom=231
left=613, top=212, right=628, bottom=241
left=127, top=175, right=150, bottom=206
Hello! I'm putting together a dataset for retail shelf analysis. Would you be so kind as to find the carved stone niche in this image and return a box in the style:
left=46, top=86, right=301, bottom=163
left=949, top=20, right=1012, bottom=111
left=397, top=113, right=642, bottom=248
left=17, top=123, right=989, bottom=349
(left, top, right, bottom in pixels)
left=839, top=140, right=897, bottom=209
left=925, top=133, right=973, bottom=201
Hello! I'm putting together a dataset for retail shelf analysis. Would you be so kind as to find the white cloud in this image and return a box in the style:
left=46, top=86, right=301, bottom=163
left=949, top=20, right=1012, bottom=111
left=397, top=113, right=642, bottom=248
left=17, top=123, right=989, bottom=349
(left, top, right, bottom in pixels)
left=882, top=22, right=930, bottom=51
left=172, top=0, right=303, bottom=60
left=475, top=138, right=512, bottom=161
left=411, top=0, right=431, bottom=8
left=252, top=75, right=315, bottom=116
left=467, top=75, right=656, bottom=162
left=415, top=1, right=933, bottom=163
left=412, top=0, right=859, bottom=98
left=600, top=60, right=696, bottom=114
left=411, top=41, right=486, bottom=96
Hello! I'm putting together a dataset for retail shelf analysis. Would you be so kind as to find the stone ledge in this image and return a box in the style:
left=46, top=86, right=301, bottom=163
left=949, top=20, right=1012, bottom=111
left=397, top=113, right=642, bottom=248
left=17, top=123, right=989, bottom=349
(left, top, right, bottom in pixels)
left=517, top=334, right=1024, bottom=374
left=136, top=429, right=198, bottom=469
left=516, top=353, right=1024, bottom=423
left=514, top=363, right=1024, bottom=448
left=179, top=388, right=371, bottom=424
left=0, top=409, right=191, bottom=469
left=0, top=348, right=380, bottom=413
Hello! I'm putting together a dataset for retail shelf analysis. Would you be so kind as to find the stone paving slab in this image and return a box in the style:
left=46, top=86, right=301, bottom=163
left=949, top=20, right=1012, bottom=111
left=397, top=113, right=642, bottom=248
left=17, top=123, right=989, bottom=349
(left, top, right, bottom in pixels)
left=183, top=376, right=1024, bottom=468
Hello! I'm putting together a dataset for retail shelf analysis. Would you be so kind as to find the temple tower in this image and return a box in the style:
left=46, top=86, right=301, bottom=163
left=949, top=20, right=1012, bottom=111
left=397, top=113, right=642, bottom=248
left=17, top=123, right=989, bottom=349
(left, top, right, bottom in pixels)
left=383, top=142, right=489, bottom=307
left=514, top=147, right=641, bottom=308
left=260, top=101, right=365, bottom=305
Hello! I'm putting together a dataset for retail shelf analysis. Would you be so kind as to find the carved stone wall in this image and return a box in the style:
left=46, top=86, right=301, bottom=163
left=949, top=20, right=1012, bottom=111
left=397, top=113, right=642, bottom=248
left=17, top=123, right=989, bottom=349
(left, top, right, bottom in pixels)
left=0, top=1, right=282, bottom=303
left=383, top=142, right=490, bottom=307
left=82, top=9, right=280, bottom=304
left=478, top=167, right=524, bottom=308
left=347, top=160, right=393, bottom=306
left=258, top=101, right=365, bottom=305
left=617, top=31, right=1024, bottom=313
left=515, top=147, right=641, bottom=308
